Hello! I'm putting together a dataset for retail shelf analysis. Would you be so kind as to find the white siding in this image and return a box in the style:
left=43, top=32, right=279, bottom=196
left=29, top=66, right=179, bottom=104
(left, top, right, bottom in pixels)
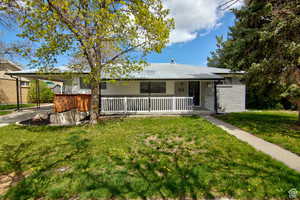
left=217, top=84, right=246, bottom=113
left=64, top=78, right=175, bottom=96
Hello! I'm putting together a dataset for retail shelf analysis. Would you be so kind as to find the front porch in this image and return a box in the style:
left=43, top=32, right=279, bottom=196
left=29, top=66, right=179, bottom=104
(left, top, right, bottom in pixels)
left=62, top=79, right=218, bottom=114
left=53, top=94, right=213, bottom=115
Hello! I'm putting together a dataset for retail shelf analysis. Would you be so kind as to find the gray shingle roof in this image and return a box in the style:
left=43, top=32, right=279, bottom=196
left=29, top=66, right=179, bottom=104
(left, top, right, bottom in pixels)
left=6, top=63, right=242, bottom=80
left=128, top=63, right=228, bottom=80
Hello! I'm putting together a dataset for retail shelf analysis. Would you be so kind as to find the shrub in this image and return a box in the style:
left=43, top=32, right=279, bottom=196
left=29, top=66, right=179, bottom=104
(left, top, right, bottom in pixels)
left=27, top=81, right=54, bottom=103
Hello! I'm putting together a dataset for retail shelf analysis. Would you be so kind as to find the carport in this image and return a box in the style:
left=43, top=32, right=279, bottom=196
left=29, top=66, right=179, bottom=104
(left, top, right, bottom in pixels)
left=6, top=71, right=69, bottom=111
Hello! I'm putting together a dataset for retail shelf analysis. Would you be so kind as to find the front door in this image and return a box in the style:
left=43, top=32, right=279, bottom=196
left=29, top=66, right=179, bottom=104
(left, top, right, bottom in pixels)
left=189, top=81, right=200, bottom=106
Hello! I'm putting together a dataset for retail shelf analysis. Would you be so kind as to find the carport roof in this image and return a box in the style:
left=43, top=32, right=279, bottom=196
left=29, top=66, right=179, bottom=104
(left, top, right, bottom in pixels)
left=6, top=63, right=242, bottom=81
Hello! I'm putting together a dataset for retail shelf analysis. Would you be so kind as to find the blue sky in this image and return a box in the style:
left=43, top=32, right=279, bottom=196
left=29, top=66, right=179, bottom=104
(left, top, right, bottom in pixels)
left=0, top=0, right=238, bottom=69
left=147, top=12, right=236, bottom=66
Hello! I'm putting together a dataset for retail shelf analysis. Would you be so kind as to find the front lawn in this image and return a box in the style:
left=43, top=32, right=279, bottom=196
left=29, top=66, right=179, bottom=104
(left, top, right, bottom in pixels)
left=0, top=104, right=36, bottom=110
left=0, top=117, right=299, bottom=199
left=0, top=111, right=12, bottom=116
left=215, top=111, right=300, bottom=156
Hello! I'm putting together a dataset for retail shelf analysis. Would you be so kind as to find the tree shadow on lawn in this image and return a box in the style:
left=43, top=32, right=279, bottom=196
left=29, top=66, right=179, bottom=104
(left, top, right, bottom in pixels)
left=0, top=134, right=90, bottom=198
left=2, top=132, right=300, bottom=200
left=13, top=124, right=75, bottom=133
left=217, top=112, right=300, bottom=139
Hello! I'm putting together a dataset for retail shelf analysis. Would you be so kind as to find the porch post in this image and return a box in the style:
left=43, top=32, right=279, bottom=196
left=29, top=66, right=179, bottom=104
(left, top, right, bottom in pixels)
left=172, top=97, right=176, bottom=111
left=16, top=77, right=20, bottom=111
left=214, top=80, right=220, bottom=114
left=99, top=82, right=101, bottom=113
left=148, top=82, right=151, bottom=112
left=124, top=97, right=127, bottom=113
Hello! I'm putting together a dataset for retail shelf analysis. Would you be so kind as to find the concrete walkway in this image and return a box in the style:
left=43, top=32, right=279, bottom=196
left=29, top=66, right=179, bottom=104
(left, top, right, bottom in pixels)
left=0, top=105, right=53, bottom=126
left=203, top=115, right=300, bottom=173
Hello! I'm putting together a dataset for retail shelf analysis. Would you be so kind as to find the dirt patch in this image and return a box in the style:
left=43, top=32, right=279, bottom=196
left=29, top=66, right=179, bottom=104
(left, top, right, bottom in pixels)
left=98, top=115, right=127, bottom=123
left=0, top=171, right=31, bottom=195
left=0, top=172, right=22, bottom=195
left=0, top=173, right=13, bottom=195
left=19, top=118, right=50, bottom=126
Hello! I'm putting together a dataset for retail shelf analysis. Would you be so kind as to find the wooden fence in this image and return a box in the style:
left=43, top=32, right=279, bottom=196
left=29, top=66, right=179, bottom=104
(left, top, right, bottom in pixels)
left=54, top=94, right=91, bottom=113
left=54, top=94, right=194, bottom=113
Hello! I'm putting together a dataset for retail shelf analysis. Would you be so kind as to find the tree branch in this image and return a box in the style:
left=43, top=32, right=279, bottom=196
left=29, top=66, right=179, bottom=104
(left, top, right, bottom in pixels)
left=46, top=0, right=94, bottom=68
left=106, top=42, right=145, bottom=64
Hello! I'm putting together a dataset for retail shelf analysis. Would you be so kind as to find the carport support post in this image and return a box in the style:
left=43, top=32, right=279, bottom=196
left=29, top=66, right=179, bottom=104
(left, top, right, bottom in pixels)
left=16, top=77, right=20, bottom=111
left=19, top=78, right=23, bottom=106
left=36, top=79, right=40, bottom=109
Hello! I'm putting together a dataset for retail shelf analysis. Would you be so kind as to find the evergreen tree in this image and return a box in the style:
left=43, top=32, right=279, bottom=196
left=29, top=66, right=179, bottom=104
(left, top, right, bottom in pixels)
left=208, top=0, right=300, bottom=122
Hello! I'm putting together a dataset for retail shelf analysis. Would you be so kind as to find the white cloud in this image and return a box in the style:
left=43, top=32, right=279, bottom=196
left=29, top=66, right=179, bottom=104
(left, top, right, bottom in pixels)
left=163, top=0, right=244, bottom=44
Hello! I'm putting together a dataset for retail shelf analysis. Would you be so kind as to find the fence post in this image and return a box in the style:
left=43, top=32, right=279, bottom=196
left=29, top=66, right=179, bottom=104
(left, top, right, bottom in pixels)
left=124, top=97, right=127, bottom=113
left=172, top=97, right=176, bottom=112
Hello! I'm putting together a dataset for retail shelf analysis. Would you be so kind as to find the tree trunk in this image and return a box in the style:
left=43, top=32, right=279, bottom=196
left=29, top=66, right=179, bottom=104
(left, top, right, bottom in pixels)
left=90, top=80, right=100, bottom=124
left=298, top=107, right=300, bottom=125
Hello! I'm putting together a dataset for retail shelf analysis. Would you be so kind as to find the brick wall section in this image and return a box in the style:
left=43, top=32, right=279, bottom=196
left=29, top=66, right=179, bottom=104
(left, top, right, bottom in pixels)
left=217, top=84, right=246, bottom=113
left=0, top=79, right=29, bottom=104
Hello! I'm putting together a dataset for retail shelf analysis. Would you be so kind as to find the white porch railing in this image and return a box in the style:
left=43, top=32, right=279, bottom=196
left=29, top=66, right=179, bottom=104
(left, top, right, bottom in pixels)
left=101, top=97, right=194, bottom=113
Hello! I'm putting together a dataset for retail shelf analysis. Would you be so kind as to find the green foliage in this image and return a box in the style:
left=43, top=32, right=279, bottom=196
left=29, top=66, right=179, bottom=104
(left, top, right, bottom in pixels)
left=27, top=80, right=54, bottom=103
left=207, top=36, right=226, bottom=68
left=0, top=117, right=299, bottom=199
left=0, top=111, right=11, bottom=116
left=216, top=111, right=300, bottom=155
left=0, top=142, right=33, bottom=177
left=207, top=0, right=300, bottom=112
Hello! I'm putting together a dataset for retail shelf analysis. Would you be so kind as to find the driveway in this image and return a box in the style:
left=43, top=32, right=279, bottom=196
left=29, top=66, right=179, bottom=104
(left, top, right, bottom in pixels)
left=0, top=105, right=53, bottom=125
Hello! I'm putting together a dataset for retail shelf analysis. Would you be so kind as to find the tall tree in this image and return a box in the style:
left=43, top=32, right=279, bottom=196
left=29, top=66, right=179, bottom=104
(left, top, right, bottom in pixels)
left=208, top=0, right=300, bottom=123
left=1, top=0, right=173, bottom=124
left=0, top=4, right=32, bottom=61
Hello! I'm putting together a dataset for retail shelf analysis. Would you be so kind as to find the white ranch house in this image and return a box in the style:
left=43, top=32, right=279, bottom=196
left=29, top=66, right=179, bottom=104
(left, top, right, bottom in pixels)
left=7, top=63, right=246, bottom=114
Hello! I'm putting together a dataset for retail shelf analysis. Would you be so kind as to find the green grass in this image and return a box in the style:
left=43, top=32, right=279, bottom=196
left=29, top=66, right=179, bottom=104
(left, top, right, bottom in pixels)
left=215, top=111, right=300, bottom=156
left=0, top=104, right=36, bottom=110
left=0, top=117, right=299, bottom=199
left=0, top=111, right=12, bottom=116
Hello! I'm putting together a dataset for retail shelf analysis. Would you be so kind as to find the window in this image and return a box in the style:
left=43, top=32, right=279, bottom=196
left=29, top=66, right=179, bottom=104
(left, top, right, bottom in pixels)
left=140, top=82, right=166, bottom=93
left=21, top=81, right=29, bottom=87
left=100, top=82, right=107, bottom=90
